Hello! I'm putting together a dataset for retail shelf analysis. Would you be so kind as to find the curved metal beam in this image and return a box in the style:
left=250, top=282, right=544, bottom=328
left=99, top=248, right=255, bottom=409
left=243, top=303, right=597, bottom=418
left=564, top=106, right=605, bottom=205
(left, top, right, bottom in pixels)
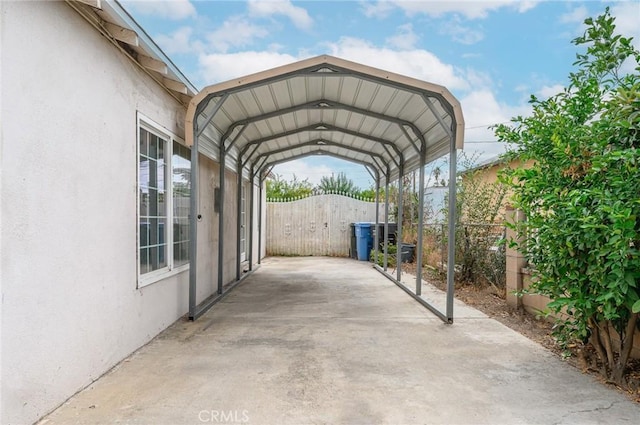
left=238, top=123, right=403, bottom=165
left=257, top=150, right=382, bottom=182
left=255, top=147, right=386, bottom=177
left=251, top=139, right=387, bottom=171
left=256, top=145, right=384, bottom=179
left=221, top=99, right=425, bottom=155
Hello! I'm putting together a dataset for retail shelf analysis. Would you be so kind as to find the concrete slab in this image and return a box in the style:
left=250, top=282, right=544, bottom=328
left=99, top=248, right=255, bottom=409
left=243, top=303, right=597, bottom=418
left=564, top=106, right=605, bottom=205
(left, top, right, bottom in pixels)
left=40, top=257, right=638, bottom=425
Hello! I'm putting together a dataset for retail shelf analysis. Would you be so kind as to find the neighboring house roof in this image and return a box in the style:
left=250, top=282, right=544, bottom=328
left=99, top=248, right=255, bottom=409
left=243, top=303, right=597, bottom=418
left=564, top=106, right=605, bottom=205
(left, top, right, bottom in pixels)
left=66, top=0, right=198, bottom=106
left=460, top=154, right=507, bottom=175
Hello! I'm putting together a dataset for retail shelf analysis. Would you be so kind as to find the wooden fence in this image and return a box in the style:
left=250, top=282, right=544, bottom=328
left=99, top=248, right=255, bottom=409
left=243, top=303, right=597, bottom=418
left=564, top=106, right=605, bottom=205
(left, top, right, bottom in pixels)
left=266, top=194, right=386, bottom=257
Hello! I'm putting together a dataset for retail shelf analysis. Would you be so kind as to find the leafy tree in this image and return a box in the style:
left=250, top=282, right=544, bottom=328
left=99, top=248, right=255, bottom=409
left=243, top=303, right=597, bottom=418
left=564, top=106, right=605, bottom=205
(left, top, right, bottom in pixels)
left=266, top=174, right=313, bottom=200
left=496, top=9, right=640, bottom=385
left=317, top=172, right=358, bottom=195
left=358, top=187, right=378, bottom=201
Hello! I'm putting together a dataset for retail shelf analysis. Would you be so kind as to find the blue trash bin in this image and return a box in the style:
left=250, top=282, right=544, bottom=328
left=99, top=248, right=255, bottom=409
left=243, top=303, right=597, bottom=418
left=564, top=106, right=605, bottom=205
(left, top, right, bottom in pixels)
left=355, top=222, right=373, bottom=261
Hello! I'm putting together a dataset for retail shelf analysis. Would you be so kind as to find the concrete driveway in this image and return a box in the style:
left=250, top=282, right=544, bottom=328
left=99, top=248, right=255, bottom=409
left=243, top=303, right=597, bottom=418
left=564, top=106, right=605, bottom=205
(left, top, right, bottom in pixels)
left=41, top=257, right=638, bottom=425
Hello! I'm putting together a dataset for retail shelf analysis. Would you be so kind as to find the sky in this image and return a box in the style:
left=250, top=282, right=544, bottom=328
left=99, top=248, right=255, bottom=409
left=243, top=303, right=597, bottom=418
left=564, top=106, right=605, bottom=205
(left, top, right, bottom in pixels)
left=121, top=0, right=640, bottom=189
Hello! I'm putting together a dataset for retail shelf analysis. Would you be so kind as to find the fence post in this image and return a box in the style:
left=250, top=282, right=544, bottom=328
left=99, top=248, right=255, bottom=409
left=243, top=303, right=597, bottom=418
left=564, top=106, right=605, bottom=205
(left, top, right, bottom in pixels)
left=505, top=207, right=526, bottom=309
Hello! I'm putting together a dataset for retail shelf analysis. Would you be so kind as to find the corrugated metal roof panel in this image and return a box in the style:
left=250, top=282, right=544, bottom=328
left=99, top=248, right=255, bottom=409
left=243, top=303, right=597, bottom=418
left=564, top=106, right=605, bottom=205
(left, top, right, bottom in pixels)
left=186, top=55, right=464, bottom=183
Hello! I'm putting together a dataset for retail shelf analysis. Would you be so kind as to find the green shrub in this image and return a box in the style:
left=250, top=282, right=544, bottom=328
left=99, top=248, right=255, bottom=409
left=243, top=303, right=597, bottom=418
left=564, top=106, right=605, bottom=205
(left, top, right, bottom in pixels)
left=370, top=243, right=397, bottom=268
left=496, top=9, right=640, bottom=385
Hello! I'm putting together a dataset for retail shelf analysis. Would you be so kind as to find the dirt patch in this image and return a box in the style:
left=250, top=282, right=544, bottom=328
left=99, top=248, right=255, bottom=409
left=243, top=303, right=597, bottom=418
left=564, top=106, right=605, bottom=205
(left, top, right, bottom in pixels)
left=402, top=263, right=640, bottom=403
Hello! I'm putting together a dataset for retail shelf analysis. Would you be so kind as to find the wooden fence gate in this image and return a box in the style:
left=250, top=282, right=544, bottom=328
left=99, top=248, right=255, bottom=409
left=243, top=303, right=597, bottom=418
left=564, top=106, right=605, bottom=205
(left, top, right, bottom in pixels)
left=266, top=194, right=386, bottom=257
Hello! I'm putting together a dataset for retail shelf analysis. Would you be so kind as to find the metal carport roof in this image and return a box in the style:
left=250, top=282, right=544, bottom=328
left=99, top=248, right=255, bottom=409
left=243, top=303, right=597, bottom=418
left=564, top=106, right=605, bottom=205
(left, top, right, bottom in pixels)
left=186, top=55, right=463, bottom=184
left=185, top=55, right=464, bottom=322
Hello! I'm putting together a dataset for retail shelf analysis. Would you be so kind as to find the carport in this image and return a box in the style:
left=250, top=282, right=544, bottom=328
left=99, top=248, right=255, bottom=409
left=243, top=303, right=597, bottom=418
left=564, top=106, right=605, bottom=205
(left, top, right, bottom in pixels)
left=185, top=55, right=464, bottom=321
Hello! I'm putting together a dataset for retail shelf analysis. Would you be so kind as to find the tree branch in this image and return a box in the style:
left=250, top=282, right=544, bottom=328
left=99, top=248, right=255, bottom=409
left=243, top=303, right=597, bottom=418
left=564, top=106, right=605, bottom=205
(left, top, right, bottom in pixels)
left=614, top=312, right=639, bottom=382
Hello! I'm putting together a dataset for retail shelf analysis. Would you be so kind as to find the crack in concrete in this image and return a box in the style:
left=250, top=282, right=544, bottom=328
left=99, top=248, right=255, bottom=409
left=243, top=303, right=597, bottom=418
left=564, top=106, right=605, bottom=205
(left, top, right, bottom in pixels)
left=552, top=401, right=620, bottom=425
left=573, top=401, right=617, bottom=413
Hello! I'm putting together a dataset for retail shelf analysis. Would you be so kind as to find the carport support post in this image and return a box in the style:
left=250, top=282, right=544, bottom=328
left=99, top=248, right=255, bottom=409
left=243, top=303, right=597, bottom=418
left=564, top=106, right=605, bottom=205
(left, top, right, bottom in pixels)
left=416, top=161, right=426, bottom=296
left=217, top=146, right=226, bottom=295
left=446, top=147, right=457, bottom=322
left=248, top=165, right=255, bottom=271
left=396, top=165, right=404, bottom=282
left=236, top=161, right=242, bottom=281
left=258, top=175, right=263, bottom=265
left=374, top=174, right=380, bottom=262
left=188, top=122, right=199, bottom=319
left=383, top=179, right=389, bottom=271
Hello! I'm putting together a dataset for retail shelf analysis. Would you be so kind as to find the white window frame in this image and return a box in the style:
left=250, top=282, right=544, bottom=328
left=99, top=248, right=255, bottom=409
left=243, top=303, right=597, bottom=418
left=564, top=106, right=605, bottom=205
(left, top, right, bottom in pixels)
left=137, top=113, right=190, bottom=288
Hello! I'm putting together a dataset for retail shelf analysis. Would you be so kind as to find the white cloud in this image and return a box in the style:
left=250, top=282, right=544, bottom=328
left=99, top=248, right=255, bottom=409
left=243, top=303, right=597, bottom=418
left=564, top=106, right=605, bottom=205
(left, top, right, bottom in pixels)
left=198, top=51, right=300, bottom=84
left=385, top=23, right=419, bottom=50
left=514, top=83, right=529, bottom=93
left=196, top=36, right=497, bottom=103
left=361, top=0, right=395, bottom=18
left=325, top=37, right=470, bottom=91
left=155, top=26, right=203, bottom=55
left=537, top=84, right=564, bottom=99
left=559, top=3, right=639, bottom=50
left=464, top=68, right=493, bottom=88
left=362, top=0, right=539, bottom=20
left=440, top=17, right=484, bottom=44
left=206, top=16, right=269, bottom=53
left=248, top=0, right=313, bottom=30
left=122, top=0, right=196, bottom=20
left=558, top=3, right=639, bottom=74
left=194, top=35, right=532, bottom=166
left=459, top=89, right=531, bottom=159
left=516, top=1, right=538, bottom=13
left=559, top=5, right=588, bottom=24
left=272, top=159, right=334, bottom=186
left=611, top=2, right=640, bottom=50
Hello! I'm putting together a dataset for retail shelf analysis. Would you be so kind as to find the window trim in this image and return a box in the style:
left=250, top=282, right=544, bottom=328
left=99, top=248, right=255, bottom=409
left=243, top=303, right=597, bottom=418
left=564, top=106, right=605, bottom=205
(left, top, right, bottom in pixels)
left=137, top=112, right=190, bottom=288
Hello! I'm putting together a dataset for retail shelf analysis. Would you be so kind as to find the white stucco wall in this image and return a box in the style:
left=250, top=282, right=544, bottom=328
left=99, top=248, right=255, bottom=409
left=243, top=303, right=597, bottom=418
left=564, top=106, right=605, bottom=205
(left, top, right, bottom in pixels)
left=0, top=2, right=238, bottom=423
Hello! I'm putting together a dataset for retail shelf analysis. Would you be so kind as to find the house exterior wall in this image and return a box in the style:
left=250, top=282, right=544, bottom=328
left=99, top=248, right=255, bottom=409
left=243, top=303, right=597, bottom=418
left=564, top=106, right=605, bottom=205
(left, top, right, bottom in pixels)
left=251, top=184, right=267, bottom=263
left=461, top=158, right=535, bottom=221
left=465, top=158, right=535, bottom=188
left=0, top=2, right=247, bottom=424
left=194, top=156, right=217, bottom=299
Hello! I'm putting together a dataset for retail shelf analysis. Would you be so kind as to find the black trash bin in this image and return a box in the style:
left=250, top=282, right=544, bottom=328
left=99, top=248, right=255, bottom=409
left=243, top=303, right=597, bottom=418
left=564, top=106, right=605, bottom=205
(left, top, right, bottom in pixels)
left=373, top=223, right=397, bottom=248
left=400, top=243, right=416, bottom=263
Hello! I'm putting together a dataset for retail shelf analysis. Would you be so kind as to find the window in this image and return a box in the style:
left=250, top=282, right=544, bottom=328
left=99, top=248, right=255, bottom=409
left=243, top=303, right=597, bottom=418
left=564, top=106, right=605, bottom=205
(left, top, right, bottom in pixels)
left=172, top=142, right=190, bottom=267
left=138, top=116, right=190, bottom=286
